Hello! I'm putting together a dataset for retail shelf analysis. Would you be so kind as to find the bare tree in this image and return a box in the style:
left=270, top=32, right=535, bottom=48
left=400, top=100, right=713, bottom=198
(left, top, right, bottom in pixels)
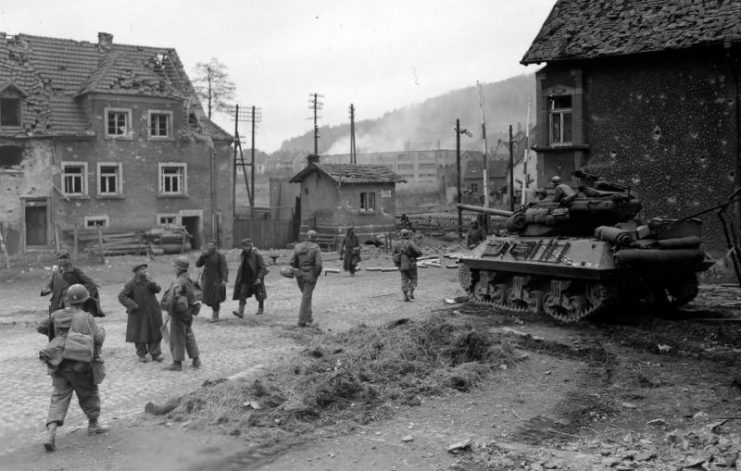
left=192, top=58, right=236, bottom=119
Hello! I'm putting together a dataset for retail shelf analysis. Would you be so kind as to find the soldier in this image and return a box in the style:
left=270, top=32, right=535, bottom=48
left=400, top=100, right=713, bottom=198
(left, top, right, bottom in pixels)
left=466, top=220, right=487, bottom=249
left=38, top=284, right=107, bottom=452
left=340, top=227, right=361, bottom=276
left=392, top=228, right=423, bottom=301
left=196, top=241, right=229, bottom=322
left=551, top=176, right=577, bottom=205
left=41, top=251, right=104, bottom=339
left=161, top=256, right=201, bottom=371
left=232, top=238, right=268, bottom=318
left=290, top=230, right=323, bottom=327
left=117, top=262, right=164, bottom=362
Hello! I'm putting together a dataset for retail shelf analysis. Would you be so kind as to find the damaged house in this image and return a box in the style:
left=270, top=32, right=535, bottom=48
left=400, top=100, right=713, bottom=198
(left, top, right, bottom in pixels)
left=290, top=158, right=406, bottom=247
left=0, top=32, right=233, bottom=255
left=521, top=0, right=741, bottom=252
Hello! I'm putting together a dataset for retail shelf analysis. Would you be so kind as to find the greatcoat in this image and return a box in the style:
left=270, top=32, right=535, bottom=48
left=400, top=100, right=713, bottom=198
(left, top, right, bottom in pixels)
left=233, top=249, right=268, bottom=301
left=118, top=276, right=164, bottom=344
left=195, top=250, right=228, bottom=307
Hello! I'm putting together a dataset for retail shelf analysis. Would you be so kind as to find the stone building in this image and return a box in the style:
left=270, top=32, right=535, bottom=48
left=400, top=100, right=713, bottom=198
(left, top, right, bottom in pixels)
left=522, top=0, right=741, bottom=252
left=0, top=32, right=233, bottom=254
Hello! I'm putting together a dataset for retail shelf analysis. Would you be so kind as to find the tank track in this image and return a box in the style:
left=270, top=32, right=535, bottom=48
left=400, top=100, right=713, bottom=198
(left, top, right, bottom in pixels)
left=458, top=265, right=619, bottom=323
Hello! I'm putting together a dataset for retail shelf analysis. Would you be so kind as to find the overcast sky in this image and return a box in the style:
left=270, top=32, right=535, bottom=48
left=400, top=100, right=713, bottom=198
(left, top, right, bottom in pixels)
left=0, top=0, right=556, bottom=152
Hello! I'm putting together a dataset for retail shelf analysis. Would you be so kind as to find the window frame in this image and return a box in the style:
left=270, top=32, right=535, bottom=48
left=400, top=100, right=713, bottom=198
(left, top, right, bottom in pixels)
left=147, top=110, right=173, bottom=139
left=96, top=162, right=123, bottom=197
left=158, top=162, right=187, bottom=196
left=0, top=96, right=22, bottom=127
left=105, top=107, right=133, bottom=138
left=61, top=161, right=88, bottom=197
left=547, top=95, right=573, bottom=146
left=84, top=215, right=109, bottom=228
left=359, top=191, right=377, bottom=214
left=156, top=213, right=180, bottom=225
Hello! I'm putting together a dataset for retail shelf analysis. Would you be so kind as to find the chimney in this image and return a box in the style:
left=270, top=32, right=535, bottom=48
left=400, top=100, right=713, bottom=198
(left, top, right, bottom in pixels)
left=97, top=32, right=113, bottom=50
left=306, top=154, right=319, bottom=165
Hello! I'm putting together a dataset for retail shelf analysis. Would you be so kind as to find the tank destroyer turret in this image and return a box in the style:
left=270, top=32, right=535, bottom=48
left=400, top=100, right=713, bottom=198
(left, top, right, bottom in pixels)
left=457, top=170, right=714, bottom=322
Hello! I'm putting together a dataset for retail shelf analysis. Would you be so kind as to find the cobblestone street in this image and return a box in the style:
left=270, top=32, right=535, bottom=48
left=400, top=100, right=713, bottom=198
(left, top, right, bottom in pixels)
left=0, top=257, right=461, bottom=456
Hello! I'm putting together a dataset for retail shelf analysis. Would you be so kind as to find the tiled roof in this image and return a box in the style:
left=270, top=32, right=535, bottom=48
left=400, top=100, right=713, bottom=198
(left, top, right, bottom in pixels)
left=0, top=33, right=229, bottom=139
left=522, top=0, right=741, bottom=64
left=290, top=163, right=406, bottom=184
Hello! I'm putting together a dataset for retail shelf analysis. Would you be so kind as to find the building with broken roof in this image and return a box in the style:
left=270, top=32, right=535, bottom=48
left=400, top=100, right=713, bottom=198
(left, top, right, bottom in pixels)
left=289, top=158, right=406, bottom=245
left=522, top=0, right=741, bottom=252
left=0, top=32, right=233, bottom=254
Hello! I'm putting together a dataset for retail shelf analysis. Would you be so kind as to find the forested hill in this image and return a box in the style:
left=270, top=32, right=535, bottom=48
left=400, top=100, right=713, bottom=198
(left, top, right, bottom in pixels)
left=275, top=73, right=535, bottom=156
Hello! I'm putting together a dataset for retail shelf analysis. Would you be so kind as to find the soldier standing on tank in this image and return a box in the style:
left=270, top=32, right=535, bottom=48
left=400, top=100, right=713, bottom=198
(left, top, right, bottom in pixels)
left=290, top=230, right=323, bottom=327
left=392, top=229, right=423, bottom=301
left=162, top=256, right=201, bottom=371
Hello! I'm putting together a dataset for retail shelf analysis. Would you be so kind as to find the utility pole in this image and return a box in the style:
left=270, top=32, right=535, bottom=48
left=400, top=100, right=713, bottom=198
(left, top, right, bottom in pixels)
left=455, top=119, right=472, bottom=238
left=521, top=97, right=532, bottom=206
left=349, top=104, right=357, bottom=164
left=509, top=125, right=515, bottom=212
left=308, top=93, right=323, bottom=158
left=477, top=81, right=490, bottom=207
left=231, top=105, right=262, bottom=219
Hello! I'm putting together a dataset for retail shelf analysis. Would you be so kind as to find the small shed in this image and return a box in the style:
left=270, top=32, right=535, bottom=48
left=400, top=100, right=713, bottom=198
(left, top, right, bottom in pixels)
left=290, top=161, right=406, bottom=247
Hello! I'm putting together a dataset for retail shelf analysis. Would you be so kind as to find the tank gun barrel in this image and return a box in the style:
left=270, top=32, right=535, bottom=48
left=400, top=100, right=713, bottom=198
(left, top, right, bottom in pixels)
left=457, top=203, right=514, bottom=218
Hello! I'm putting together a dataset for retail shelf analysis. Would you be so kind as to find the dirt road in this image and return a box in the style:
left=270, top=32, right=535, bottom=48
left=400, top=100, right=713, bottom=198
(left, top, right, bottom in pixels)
left=2, top=249, right=741, bottom=470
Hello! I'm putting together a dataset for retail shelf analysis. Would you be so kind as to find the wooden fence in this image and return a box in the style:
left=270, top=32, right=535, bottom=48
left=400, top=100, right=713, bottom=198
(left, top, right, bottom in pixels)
left=233, top=217, right=297, bottom=249
left=397, top=213, right=507, bottom=233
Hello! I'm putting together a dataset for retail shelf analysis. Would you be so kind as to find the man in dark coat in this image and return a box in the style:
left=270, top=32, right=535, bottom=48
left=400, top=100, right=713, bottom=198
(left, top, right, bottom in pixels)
left=290, top=230, right=323, bottom=327
left=41, top=252, right=105, bottom=338
left=233, top=238, right=268, bottom=318
left=466, top=220, right=487, bottom=249
left=340, top=227, right=361, bottom=276
left=118, top=263, right=164, bottom=362
left=161, top=256, right=201, bottom=371
left=392, top=229, right=423, bottom=302
left=196, top=242, right=229, bottom=322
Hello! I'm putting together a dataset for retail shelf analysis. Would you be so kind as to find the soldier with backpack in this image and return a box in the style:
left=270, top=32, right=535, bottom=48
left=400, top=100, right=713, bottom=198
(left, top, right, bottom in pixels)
left=161, top=256, right=201, bottom=371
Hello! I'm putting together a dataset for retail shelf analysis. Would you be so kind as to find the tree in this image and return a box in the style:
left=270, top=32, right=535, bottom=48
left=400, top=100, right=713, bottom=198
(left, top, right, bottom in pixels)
left=192, top=58, right=236, bottom=119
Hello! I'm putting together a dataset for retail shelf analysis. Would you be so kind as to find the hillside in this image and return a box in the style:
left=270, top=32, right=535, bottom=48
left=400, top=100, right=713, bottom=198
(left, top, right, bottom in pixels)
left=275, top=74, right=535, bottom=156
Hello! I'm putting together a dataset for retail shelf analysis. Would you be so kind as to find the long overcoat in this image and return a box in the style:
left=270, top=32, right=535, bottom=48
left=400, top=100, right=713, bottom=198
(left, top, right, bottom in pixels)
left=340, top=233, right=361, bottom=271
left=195, top=251, right=228, bottom=306
left=44, top=267, right=105, bottom=317
left=118, top=277, right=164, bottom=344
left=233, top=249, right=268, bottom=300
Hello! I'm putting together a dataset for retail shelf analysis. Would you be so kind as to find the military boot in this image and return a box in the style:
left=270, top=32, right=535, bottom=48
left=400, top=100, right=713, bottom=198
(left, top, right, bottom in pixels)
left=409, top=288, right=415, bottom=300
left=403, top=290, right=410, bottom=302
left=210, top=307, right=220, bottom=323
left=164, top=361, right=183, bottom=371
left=87, top=418, right=110, bottom=435
left=256, top=301, right=264, bottom=315
left=43, top=422, right=57, bottom=452
left=232, top=301, right=245, bottom=319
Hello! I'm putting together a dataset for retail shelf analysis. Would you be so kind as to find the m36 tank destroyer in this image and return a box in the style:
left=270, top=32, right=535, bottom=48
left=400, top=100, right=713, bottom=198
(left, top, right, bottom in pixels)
left=457, top=171, right=715, bottom=322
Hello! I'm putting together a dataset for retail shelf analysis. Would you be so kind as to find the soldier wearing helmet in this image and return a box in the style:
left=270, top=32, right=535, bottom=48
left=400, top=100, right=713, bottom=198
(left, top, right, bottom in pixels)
left=392, top=228, right=423, bottom=301
left=161, top=256, right=201, bottom=371
left=466, top=219, right=487, bottom=249
left=38, top=284, right=108, bottom=452
left=290, top=230, right=323, bottom=327
left=551, top=175, right=577, bottom=205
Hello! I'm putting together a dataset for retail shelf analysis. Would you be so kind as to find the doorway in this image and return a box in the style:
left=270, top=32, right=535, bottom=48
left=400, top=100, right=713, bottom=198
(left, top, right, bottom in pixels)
left=24, top=199, right=48, bottom=246
left=181, top=216, right=201, bottom=250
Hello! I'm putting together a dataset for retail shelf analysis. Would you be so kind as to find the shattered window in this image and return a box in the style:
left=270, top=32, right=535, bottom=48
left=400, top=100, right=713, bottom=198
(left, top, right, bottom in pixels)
left=84, top=216, right=109, bottom=228
left=98, top=163, right=121, bottom=195
left=548, top=95, right=572, bottom=145
left=0, top=98, right=21, bottom=126
left=62, top=163, right=87, bottom=196
left=106, top=108, right=131, bottom=137
left=149, top=111, right=172, bottom=138
left=0, top=145, right=23, bottom=168
left=159, top=163, right=186, bottom=195
left=360, top=192, right=376, bottom=213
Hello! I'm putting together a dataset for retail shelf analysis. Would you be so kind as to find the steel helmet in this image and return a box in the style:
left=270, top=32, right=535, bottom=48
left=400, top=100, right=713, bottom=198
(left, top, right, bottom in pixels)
left=279, top=266, right=296, bottom=279
left=535, top=187, right=547, bottom=196
left=66, top=284, right=90, bottom=304
left=400, top=229, right=412, bottom=238
left=306, top=230, right=318, bottom=240
left=551, top=176, right=561, bottom=184
left=173, top=256, right=190, bottom=271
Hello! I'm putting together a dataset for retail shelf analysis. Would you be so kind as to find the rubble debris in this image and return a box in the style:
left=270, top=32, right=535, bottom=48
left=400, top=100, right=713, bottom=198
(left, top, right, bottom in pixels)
left=447, top=438, right=473, bottom=453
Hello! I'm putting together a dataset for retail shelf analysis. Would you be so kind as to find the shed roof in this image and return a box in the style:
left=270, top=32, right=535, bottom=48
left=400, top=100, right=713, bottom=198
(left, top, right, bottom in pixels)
left=522, top=0, right=741, bottom=64
left=290, top=163, right=406, bottom=184
left=0, top=32, right=230, bottom=139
